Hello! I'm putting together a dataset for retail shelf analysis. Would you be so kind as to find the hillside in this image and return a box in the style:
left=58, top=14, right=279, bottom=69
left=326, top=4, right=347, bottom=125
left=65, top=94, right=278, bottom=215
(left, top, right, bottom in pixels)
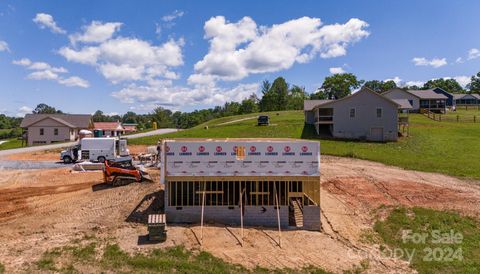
left=129, top=110, right=480, bottom=180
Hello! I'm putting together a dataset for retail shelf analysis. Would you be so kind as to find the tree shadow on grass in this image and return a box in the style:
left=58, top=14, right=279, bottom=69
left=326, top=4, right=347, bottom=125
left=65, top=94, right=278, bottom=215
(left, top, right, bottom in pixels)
left=301, top=123, right=334, bottom=140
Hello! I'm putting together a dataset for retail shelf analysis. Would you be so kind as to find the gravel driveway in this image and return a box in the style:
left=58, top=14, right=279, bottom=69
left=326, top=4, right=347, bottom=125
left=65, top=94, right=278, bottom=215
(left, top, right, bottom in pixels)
left=0, top=160, right=70, bottom=170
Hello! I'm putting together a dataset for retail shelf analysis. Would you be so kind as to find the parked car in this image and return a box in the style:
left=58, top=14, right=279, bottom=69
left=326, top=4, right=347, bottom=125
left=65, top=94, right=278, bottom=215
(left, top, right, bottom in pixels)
left=257, top=115, right=270, bottom=126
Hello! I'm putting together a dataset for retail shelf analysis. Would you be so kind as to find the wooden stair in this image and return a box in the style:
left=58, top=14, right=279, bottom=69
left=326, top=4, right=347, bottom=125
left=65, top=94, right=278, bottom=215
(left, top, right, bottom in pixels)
left=290, top=198, right=304, bottom=227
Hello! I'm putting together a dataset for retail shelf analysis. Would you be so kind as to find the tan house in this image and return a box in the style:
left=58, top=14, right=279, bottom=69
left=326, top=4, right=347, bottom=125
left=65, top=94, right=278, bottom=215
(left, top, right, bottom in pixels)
left=122, top=123, right=138, bottom=133
left=20, top=114, right=93, bottom=146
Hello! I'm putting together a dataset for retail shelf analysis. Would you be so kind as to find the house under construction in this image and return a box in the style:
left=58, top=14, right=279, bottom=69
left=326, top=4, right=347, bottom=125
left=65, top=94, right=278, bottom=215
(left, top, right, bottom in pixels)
left=159, top=138, right=321, bottom=231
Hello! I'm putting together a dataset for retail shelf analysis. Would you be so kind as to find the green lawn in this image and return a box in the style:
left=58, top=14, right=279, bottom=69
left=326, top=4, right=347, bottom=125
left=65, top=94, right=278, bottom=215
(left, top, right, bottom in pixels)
left=374, top=207, right=480, bottom=273
left=0, top=138, right=23, bottom=151
left=30, top=238, right=333, bottom=273
left=129, top=110, right=480, bottom=179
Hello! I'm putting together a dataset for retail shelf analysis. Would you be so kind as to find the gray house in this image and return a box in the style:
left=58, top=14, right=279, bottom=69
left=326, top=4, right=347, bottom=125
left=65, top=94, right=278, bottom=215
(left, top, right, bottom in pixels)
left=304, top=88, right=411, bottom=141
left=383, top=88, right=448, bottom=113
left=20, top=114, right=93, bottom=146
left=453, top=93, right=480, bottom=105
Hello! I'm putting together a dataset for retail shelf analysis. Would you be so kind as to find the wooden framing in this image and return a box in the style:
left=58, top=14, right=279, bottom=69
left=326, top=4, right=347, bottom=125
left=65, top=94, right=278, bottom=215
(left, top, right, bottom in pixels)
left=167, top=175, right=320, bottom=207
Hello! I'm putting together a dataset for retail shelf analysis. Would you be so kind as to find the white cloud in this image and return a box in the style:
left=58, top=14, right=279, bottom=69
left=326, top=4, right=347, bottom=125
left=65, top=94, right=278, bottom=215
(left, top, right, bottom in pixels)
left=13, top=58, right=67, bottom=73
left=189, top=16, right=369, bottom=85
left=384, top=76, right=402, bottom=85
left=60, top=31, right=185, bottom=83
left=412, top=57, right=447, bottom=68
left=99, top=63, right=145, bottom=83
left=403, top=76, right=470, bottom=89
left=16, top=106, right=33, bottom=117
left=111, top=82, right=259, bottom=110
left=155, top=10, right=184, bottom=39
left=455, top=57, right=464, bottom=64
left=69, top=21, right=122, bottom=44
left=155, top=23, right=162, bottom=37
left=27, top=70, right=60, bottom=80
left=13, top=58, right=89, bottom=88
left=0, top=40, right=9, bottom=52
left=33, top=13, right=66, bottom=34
left=58, top=76, right=90, bottom=88
left=468, top=48, right=480, bottom=60
left=12, top=58, right=31, bottom=66
left=162, top=10, right=184, bottom=22
left=329, top=67, right=345, bottom=74
left=446, top=76, right=470, bottom=88
left=404, top=80, right=425, bottom=87
left=58, top=46, right=100, bottom=65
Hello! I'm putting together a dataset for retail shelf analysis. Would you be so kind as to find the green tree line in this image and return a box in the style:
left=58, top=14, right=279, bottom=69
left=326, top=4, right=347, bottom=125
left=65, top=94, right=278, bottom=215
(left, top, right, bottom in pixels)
left=4, top=70, right=480, bottom=135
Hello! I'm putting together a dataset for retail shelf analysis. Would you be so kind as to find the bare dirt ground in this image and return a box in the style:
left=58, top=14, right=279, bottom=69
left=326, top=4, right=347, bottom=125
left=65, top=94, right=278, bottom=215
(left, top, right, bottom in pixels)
left=0, top=154, right=480, bottom=273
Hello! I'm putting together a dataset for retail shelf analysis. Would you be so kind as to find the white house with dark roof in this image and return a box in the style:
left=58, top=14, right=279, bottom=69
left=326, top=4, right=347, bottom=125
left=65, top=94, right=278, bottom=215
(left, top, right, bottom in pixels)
left=383, top=88, right=448, bottom=113
left=304, top=88, right=412, bottom=141
left=20, top=114, right=93, bottom=146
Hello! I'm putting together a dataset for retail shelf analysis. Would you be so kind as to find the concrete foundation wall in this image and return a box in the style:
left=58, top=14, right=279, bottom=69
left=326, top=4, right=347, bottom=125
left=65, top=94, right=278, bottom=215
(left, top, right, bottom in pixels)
left=303, top=206, right=321, bottom=231
left=166, top=206, right=289, bottom=228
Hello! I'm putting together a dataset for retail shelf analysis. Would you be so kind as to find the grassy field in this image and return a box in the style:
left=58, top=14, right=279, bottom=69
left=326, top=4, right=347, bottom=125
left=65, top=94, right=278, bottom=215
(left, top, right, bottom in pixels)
left=129, top=110, right=480, bottom=179
left=29, top=237, right=332, bottom=273
left=374, top=207, right=480, bottom=273
left=0, top=138, right=23, bottom=151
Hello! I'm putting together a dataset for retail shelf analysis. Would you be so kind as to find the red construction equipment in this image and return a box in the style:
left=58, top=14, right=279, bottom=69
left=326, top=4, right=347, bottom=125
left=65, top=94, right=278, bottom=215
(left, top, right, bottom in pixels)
left=103, top=159, right=152, bottom=186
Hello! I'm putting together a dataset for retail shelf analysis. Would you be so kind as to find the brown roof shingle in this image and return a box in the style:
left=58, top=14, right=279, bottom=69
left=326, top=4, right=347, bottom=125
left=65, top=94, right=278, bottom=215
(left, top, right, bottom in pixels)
left=407, top=89, right=448, bottom=99
left=20, top=114, right=92, bottom=128
left=94, top=122, right=124, bottom=131
left=304, top=100, right=333, bottom=111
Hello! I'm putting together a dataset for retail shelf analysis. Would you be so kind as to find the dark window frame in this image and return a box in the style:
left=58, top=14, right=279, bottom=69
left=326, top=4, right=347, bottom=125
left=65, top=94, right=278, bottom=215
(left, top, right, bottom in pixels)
left=376, top=108, right=382, bottom=118
left=349, top=108, right=356, bottom=118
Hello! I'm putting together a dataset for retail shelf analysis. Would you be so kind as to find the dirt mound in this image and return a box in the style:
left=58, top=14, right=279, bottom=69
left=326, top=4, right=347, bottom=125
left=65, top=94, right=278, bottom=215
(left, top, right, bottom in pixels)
left=0, top=182, right=95, bottom=220
left=322, top=176, right=480, bottom=218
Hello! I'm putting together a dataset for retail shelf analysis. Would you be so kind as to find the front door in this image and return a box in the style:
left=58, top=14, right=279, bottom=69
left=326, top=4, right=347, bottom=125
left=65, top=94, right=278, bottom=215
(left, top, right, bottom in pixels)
left=370, top=127, right=384, bottom=142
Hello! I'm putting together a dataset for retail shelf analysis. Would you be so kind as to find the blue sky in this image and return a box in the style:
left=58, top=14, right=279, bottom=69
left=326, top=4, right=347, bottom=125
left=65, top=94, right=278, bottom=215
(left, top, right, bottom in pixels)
left=1, top=0, right=480, bottom=116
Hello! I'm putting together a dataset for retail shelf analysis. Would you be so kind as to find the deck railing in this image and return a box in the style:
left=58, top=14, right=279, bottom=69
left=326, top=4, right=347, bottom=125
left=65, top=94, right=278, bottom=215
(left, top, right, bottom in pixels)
left=316, top=116, right=333, bottom=122
left=398, top=116, right=409, bottom=124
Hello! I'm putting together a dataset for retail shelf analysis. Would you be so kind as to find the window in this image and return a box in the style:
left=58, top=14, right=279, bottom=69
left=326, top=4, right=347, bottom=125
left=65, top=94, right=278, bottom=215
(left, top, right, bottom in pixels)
left=408, top=100, right=413, bottom=107
left=349, top=108, right=356, bottom=118
left=40, top=128, right=44, bottom=135
left=376, top=108, right=382, bottom=118
left=54, top=128, right=58, bottom=135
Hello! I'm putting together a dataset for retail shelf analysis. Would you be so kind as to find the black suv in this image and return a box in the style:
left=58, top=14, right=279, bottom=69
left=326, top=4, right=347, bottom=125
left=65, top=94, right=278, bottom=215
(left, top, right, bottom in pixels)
left=257, top=115, right=270, bottom=126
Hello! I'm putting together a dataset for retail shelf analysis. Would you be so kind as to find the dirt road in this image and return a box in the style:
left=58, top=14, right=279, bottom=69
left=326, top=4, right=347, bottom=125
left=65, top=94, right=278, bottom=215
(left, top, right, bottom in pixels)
left=0, top=156, right=479, bottom=273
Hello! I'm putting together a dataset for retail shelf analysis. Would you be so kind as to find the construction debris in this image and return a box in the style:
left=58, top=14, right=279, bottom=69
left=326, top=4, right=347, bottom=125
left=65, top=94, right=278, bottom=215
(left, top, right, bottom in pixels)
left=71, top=161, right=104, bottom=171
